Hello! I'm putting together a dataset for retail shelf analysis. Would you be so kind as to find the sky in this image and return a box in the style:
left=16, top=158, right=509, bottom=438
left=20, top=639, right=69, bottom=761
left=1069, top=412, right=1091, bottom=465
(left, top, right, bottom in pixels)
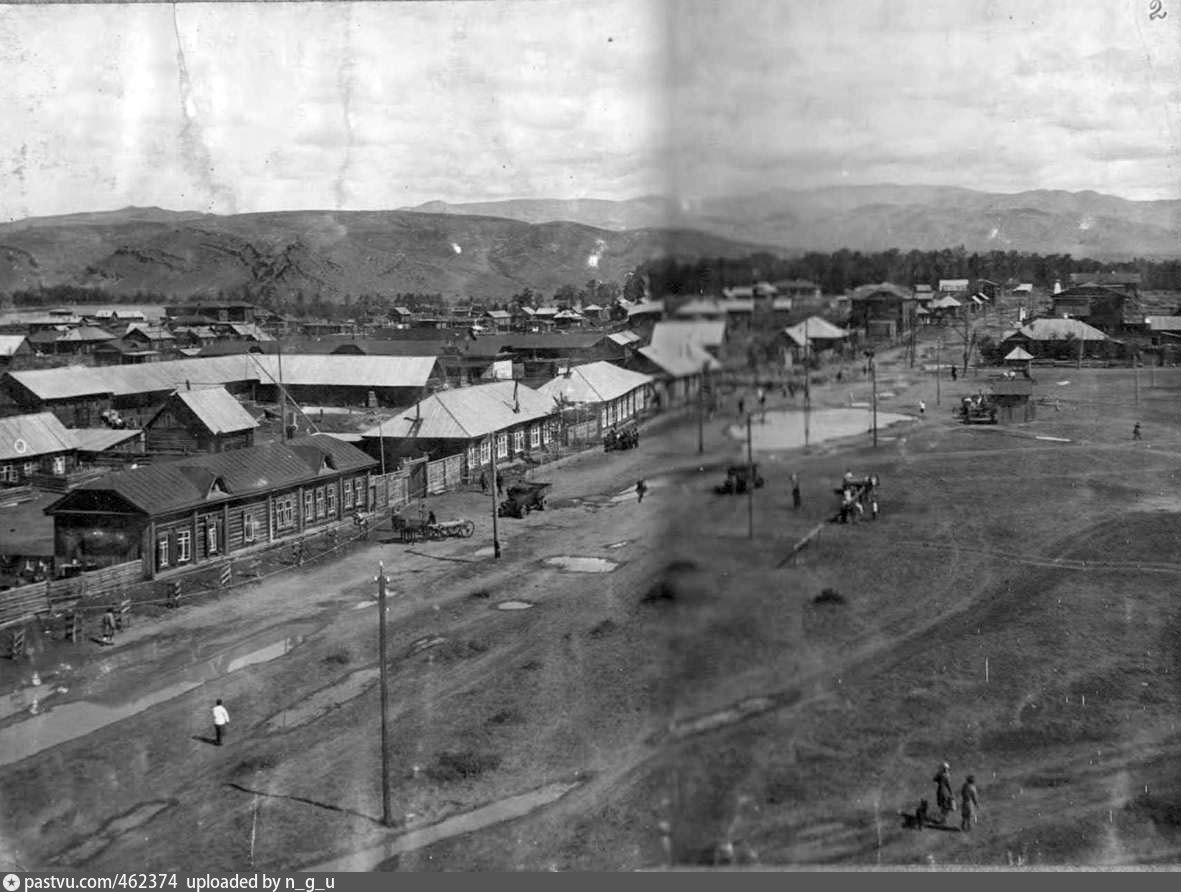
left=0, top=0, right=1178, bottom=220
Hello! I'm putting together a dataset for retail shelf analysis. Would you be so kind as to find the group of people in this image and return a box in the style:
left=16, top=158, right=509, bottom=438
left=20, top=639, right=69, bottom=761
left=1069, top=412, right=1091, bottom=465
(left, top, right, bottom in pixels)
left=912, top=762, right=979, bottom=832
left=835, top=469, right=880, bottom=523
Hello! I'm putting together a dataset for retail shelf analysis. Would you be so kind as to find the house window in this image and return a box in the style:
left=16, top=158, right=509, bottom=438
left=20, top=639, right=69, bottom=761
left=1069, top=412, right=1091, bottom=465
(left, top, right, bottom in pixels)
left=23, top=461, right=35, bottom=477
left=0, top=464, right=16, bottom=483
left=275, top=497, right=295, bottom=530
left=316, top=487, right=326, bottom=518
left=177, top=530, right=192, bottom=563
left=51, top=455, right=66, bottom=475
left=343, top=480, right=354, bottom=509
left=467, top=445, right=479, bottom=471
left=542, top=422, right=551, bottom=445
left=244, top=513, right=257, bottom=542
left=479, top=439, right=491, bottom=465
left=513, top=430, right=524, bottom=454
left=327, top=486, right=337, bottom=516
left=354, top=479, right=366, bottom=509
left=304, top=490, right=314, bottom=522
left=157, top=536, right=169, bottom=568
left=206, top=520, right=218, bottom=555
left=529, top=425, right=540, bottom=448
left=601, top=408, right=608, bottom=428
left=496, top=433, right=508, bottom=458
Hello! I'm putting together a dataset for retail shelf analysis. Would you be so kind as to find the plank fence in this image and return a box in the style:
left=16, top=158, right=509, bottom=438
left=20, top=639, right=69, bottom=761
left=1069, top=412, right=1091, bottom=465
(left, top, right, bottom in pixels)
left=0, top=559, right=143, bottom=630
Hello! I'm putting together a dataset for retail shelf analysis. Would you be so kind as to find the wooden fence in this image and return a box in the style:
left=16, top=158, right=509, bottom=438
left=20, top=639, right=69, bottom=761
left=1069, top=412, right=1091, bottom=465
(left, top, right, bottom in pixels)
left=0, top=559, right=143, bottom=629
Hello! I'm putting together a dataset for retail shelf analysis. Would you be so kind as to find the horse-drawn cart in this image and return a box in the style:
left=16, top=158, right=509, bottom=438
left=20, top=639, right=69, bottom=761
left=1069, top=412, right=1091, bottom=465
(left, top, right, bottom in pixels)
left=390, top=513, right=476, bottom=543
left=498, top=481, right=552, bottom=518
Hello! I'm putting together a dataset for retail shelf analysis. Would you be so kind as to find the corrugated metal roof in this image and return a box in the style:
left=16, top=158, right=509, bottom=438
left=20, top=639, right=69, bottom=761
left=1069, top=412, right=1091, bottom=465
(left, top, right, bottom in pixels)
left=784, top=316, right=849, bottom=341
left=4, top=354, right=441, bottom=402
left=71, top=428, right=143, bottom=452
left=164, top=387, right=259, bottom=434
left=637, top=343, right=721, bottom=378
left=358, top=381, right=553, bottom=441
left=535, top=362, right=653, bottom=405
left=48, top=434, right=375, bottom=517
left=649, top=321, right=726, bottom=352
left=0, top=412, right=78, bottom=460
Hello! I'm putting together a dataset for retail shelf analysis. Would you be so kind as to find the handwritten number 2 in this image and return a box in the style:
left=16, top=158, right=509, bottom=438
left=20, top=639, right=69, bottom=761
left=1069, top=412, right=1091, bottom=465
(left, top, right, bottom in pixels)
left=1149, top=0, right=1166, bottom=20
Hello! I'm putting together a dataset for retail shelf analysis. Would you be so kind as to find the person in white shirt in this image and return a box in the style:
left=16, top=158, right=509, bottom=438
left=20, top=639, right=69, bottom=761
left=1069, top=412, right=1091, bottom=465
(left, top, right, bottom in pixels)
left=212, top=699, right=230, bottom=746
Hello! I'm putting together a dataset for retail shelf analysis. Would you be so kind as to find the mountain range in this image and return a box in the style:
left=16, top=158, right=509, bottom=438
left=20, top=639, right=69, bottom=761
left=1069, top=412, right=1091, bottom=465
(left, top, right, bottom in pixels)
left=0, top=185, right=1176, bottom=304
left=405, top=185, right=1181, bottom=261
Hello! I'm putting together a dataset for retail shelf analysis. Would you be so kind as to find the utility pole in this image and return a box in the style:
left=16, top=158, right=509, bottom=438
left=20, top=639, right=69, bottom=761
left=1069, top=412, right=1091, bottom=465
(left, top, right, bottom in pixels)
left=277, top=340, right=287, bottom=441
left=803, top=319, right=811, bottom=450
left=746, top=413, right=754, bottom=540
left=1134, top=351, right=1140, bottom=406
left=936, top=338, right=942, bottom=407
left=697, top=366, right=704, bottom=455
left=488, top=435, right=501, bottom=559
left=866, top=348, right=878, bottom=448
left=376, top=563, right=393, bottom=827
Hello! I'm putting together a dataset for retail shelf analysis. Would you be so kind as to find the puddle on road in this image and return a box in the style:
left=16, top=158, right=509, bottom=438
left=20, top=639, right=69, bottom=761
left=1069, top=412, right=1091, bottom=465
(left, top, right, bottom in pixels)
left=668, top=697, right=775, bottom=739
left=0, top=623, right=316, bottom=769
left=472, top=546, right=496, bottom=557
left=408, top=636, right=447, bottom=656
left=727, top=408, right=915, bottom=451
left=495, top=600, right=534, bottom=611
left=0, top=681, right=69, bottom=722
left=57, top=799, right=175, bottom=866
left=265, top=668, right=381, bottom=733
left=353, top=600, right=377, bottom=610
left=543, top=556, right=618, bottom=573
left=605, top=541, right=628, bottom=550
left=308, top=780, right=582, bottom=871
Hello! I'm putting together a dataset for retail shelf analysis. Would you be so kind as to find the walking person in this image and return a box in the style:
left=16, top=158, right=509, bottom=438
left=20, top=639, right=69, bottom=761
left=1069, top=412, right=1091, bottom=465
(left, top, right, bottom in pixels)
left=212, top=698, right=230, bottom=746
left=933, top=762, right=955, bottom=823
left=1133, top=422, right=1142, bottom=441
left=636, top=479, right=648, bottom=504
left=101, top=607, right=117, bottom=643
left=951, top=365, right=958, bottom=381
left=791, top=473, right=801, bottom=510
left=479, top=471, right=488, bottom=494
left=919, top=399, right=926, bottom=419
left=960, top=775, right=979, bottom=832
left=738, top=396, right=746, bottom=417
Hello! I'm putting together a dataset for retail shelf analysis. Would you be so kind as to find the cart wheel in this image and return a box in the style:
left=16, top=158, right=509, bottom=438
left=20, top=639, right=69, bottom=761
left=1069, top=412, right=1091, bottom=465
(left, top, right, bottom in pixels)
left=461, top=521, right=475, bottom=538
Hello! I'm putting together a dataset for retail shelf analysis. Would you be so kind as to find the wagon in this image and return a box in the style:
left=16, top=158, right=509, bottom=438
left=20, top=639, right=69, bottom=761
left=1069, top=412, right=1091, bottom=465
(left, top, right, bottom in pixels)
left=432, top=518, right=476, bottom=539
left=390, top=513, right=476, bottom=542
left=604, top=422, right=639, bottom=451
left=715, top=464, right=765, bottom=495
left=498, top=481, right=552, bottom=518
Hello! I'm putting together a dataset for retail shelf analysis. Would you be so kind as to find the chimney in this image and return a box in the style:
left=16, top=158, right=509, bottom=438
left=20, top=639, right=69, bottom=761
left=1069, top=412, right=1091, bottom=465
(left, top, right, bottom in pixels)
left=185, top=379, right=191, bottom=391
left=512, top=379, right=520, bottom=413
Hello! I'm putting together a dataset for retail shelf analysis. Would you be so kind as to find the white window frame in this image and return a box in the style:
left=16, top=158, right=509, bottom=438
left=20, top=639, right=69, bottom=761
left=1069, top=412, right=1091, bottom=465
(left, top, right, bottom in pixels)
left=276, top=497, right=295, bottom=531
left=244, top=513, right=257, bottom=542
left=512, top=430, right=524, bottom=454
left=51, top=455, right=66, bottom=475
left=315, top=487, right=326, bottom=518
left=0, top=464, right=16, bottom=483
left=206, top=520, right=218, bottom=555
left=601, top=408, right=608, bottom=428
left=304, top=490, right=314, bottom=522
left=354, top=479, right=366, bottom=509
left=529, top=425, right=541, bottom=449
left=327, top=486, right=337, bottom=516
left=496, top=433, right=509, bottom=459
left=23, top=461, right=35, bottom=477
left=479, top=439, right=491, bottom=465
left=176, top=529, right=192, bottom=563
left=467, top=445, right=479, bottom=471
left=157, top=536, right=169, bottom=568
left=542, top=422, right=551, bottom=445
left=343, top=481, right=354, bottom=509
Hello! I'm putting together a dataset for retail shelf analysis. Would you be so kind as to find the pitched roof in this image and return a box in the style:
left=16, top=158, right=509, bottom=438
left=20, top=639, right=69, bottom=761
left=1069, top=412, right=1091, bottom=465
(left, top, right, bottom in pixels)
left=1013, top=284, right=1033, bottom=293
left=784, top=316, right=850, bottom=341
left=469, top=333, right=606, bottom=354
left=0, top=412, right=77, bottom=461
left=637, top=342, right=721, bottom=378
left=4, top=354, right=441, bottom=402
left=626, top=300, right=664, bottom=317
left=929, top=295, right=963, bottom=309
left=148, top=387, right=259, bottom=434
left=534, top=361, right=653, bottom=405
left=849, top=282, right=914, bottom=302
left=358, top=381, right=553, bottom=441
left=0, top=335, right=30, bottom=357
left=674, top=299, right=730, bottom=317
left=71, top=427, right=144, bottom=453
left=47, top=435, right=376, bottom=518
left=649, top=320, right=726, bottom=352
left=914, top=284, right=933, bottom=293
left=1069, top=272, right=1141, bottom=285
left=1004, top=346, right=1034, bottom=361
left=606, top=330, right=642, bottom=346
left=1008, top=318, right=1109, bottom=342
left=938, top=279, right=970, bottom=291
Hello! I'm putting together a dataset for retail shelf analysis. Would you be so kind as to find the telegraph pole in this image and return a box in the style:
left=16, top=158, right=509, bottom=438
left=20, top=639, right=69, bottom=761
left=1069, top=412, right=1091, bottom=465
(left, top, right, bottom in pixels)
left=803, top=319, right=811, bottom=450
left=697, top=367, right=704, bottom=455
left=866, top=348, right=879, bottom=448
left=376, top=563, right=393, bottom=827
left=489, top=435, right=501, bottom=559
left=746, top=413, right=754, bottom=540
left=936, top=338, right=942, bottom=406
left=1134, top=352, right=1140, bottom=406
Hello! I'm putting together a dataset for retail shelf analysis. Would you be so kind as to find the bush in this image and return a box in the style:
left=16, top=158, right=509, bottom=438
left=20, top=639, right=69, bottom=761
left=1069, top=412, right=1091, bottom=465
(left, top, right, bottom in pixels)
left=813, top=588, right=846, bottom=606
left=425, top=750, right=502, bottom=783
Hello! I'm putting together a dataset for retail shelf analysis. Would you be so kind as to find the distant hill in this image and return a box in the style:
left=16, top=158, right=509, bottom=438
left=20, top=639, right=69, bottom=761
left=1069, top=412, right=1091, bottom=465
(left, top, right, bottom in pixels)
left=0, top=207, right=774, bottom=301
left=405, top=186, right=1181, bottom=260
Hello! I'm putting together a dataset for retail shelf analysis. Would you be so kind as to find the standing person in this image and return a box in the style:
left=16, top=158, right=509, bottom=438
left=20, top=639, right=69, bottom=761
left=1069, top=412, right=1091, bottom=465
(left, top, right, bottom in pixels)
left=960, top=775, right=979, bottom=832
left=101, top=608, right=117, bottom=643
left=951, top=365, right=958, bottom=381
left=919, top=399, right=926, bottom=418
left=787, top=381, right=796, bottom=399
left=212, top=699, right=230, bottom=746
left=1133, top=422, right=1142, bottom=441
left=479, top=471, right=488, bottom=494
left=636, top=479, right=648, bottom=504
left=791, top=474, right=801, bottom=510
left=757, top=387, right=766, bottom=411
left=869, top=474, right=880, bottom=520
left=934, top=762, right=954, bottom=823
left=738, top=396, right=746, bottom=417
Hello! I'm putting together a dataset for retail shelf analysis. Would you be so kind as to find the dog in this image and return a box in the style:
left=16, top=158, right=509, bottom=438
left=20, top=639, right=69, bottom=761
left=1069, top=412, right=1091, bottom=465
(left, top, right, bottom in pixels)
left=901, top=799, right=930, bottom=831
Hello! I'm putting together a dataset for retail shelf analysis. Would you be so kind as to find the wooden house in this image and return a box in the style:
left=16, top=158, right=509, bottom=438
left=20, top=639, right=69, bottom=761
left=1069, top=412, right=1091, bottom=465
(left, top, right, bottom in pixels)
left=143, top=387, right=259, bottom=454
left=0, top=412, right=77, bottom=486
left=45, top=435, right=377, bottom=576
